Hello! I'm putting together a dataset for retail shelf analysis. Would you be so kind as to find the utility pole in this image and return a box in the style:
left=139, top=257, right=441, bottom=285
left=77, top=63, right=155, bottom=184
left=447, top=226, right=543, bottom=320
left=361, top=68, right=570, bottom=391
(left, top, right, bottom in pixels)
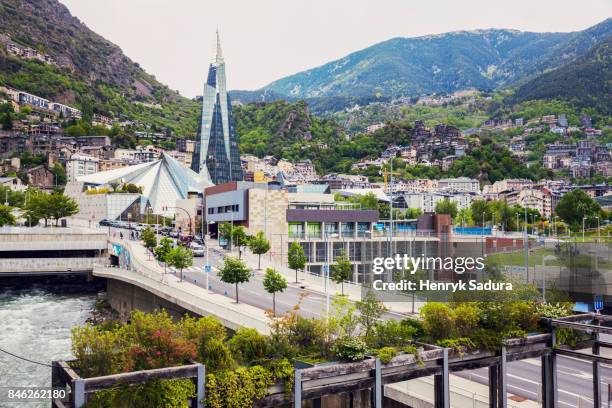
left=524, top=206, right=529, bottom=284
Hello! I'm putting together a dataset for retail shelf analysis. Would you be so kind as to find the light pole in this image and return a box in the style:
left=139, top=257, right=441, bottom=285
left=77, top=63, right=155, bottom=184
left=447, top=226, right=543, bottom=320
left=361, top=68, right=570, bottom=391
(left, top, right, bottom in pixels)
left=205, top=220, right=215, bottom=293
left=596, top=216, right=600, bottom=243
left=583, top=216, right=587, bottom=242
left=516, top=213, right=519, bottom=233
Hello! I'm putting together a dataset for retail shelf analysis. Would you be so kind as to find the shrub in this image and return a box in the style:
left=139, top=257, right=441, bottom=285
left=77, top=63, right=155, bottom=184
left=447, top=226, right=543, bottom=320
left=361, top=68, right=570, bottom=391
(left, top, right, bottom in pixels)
left=508, top=301, right=538, bottom=332
left=205, top=366, right=273, bottom=408
left=199, top=338, right=234, bottom=372
left=437, top=337, right=476, bottom=356
left=85, top=378, right=195, bottom=408
left=367, top=319, right=417, bottom=348
left=377, top=347, right=397, bottom=364
left=332, top=336, right=369, bottom=362
left=454, top=304, right=480, bottom=337
left=71, top=325, right=125, bottom=378
left=420, top=302, right=455, bottom=341
left=229, top=327, right=269, bottom=363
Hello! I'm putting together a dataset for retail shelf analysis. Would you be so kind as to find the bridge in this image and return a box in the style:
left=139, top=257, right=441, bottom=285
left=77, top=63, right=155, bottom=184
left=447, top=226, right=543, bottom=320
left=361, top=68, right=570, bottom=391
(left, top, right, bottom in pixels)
left=93, top=238, right=271, bottom=334
left=0, top=226, right=107, bottom=276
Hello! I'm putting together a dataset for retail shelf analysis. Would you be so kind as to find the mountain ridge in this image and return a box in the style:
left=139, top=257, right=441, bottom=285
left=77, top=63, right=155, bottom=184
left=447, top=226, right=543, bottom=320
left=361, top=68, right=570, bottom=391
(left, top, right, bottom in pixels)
left=255, top=18, right=612, bottom=99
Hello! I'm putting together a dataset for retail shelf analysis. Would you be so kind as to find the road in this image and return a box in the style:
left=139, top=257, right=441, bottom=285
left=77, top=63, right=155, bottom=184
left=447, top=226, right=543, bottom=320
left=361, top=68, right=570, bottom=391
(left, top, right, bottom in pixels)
left=109, top=229, right=610, bottom=406
left=175, top=246, right=403, bottom=320
left=456, top=354, right=612, bottom=408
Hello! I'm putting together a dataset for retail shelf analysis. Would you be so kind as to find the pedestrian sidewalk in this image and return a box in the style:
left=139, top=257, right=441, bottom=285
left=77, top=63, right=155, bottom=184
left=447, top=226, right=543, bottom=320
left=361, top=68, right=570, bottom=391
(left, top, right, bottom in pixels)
left=208, top=240, right=422, bottom=316
left=105, top=237, right=272, bottom=334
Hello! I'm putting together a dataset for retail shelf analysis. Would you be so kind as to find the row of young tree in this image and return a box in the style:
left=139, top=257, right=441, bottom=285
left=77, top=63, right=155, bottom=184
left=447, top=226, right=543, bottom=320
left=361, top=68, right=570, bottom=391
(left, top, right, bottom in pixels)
left=142, top=223, right=356, bottom=314
left=433, top=188, right=606, bottom=231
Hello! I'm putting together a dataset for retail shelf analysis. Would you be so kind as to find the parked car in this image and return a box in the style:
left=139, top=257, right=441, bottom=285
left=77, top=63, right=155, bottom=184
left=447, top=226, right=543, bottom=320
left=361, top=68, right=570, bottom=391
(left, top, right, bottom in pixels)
left=99, top=219, right=112, bottom=227
left=190, top=243, right=205, bottom=257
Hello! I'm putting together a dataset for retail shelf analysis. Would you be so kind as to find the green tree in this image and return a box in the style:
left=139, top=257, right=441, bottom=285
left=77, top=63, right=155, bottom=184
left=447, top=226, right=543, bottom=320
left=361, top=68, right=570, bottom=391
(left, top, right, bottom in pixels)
left=51, top=163, right=67, bottom=186
left=263, top=268, right=288, bottom=316
left=218, top=256, right=251, bottom=303
left=46, top=193, right=79, bottom=226
left=331, top=250, right=352, bottom=296
left=154, top=237, right=174, bottom=273
left=65, top=124, right=86, bottom=137
left=167, top=246, right=193, bottom=282
left=490, top=200, right=513, bottom=230
left=555, top=189, right=601, bottom=229
left=357, top=192, right=379, bottom=210
left=456, top=207, right=473, bottom=226
left=435, top=198, right=458, bottom=218
left=1, top=112, right=13, bottom=130
left=0, top=205, right=15, bottom=226
left=248, top=231, right=270, bottom=270
left=471, top=199, right=491, bottom=226
left=141, top=227, right=157, bottom=259
left=356, top=291, right=388, bottom=338
left=231, top=226, right=249, bottom=259
left=288, top=242, right=306, bottom=283
left=24, top=193, right=50, bottom=226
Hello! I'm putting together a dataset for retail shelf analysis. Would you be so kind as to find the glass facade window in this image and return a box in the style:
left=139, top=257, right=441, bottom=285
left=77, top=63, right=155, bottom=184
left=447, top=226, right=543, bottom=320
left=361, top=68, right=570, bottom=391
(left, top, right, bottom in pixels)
left=341, top=222, right=355, bottom=237
left=288, top=222, right=304, bottom=239
left=357, top=222, right=370, bottom=237
left=307, top=222, right=321, bottom=239
left=325, top=222, right=339, bottom=237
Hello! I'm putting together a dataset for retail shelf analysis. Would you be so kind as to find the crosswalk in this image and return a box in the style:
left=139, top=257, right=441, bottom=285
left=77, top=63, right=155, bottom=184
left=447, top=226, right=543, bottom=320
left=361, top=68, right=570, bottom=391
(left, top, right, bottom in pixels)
left=168, top=266, right=207, bottom=273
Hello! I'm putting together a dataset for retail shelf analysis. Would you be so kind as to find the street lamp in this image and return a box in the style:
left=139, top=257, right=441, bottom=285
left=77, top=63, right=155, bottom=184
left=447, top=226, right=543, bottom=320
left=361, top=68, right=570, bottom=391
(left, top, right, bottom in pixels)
left=596, top=216, right=600, bottom=243
left=583, top=216, right=587, bottom=242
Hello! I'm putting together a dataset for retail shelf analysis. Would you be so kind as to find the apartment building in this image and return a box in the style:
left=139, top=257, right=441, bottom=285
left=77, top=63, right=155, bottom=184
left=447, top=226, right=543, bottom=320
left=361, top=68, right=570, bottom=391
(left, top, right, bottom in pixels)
left=66, top=153, right=100, bottom=182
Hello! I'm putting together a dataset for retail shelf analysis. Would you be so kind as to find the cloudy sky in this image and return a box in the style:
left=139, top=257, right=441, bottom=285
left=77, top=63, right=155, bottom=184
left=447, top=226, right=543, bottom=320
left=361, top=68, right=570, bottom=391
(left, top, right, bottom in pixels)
left=60, top=0, right=611, bottom=97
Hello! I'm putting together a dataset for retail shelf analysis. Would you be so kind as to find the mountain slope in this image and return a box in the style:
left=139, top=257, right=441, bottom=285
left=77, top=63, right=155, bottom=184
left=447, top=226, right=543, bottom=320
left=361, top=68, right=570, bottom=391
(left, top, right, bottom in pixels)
left=510, top=36, right=612, bottom=115
left=260, top=19, right=612, bottom=98
left=0, top=0, right=199, bottom=135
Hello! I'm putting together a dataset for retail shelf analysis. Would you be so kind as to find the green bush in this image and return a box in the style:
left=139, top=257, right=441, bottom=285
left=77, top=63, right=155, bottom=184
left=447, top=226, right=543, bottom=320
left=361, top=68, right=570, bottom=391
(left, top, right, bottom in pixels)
left=377, top=347, right=397, bottom=364
left=332, top=336, right=369, bottom=362
left=205, top=366, right=272, bottom=408
left=84, top=378, right=195, bottom=408
left=229, top=327, right=268, bottom=364
left=437, top=337, right=476, bottom=356
left=420, top=302, right=455, bottom=341
left=199, top=338, right=234, bottom=372
left=453, top=304, right=480, bottom=337
left=367, top=319, right=417, bottom=348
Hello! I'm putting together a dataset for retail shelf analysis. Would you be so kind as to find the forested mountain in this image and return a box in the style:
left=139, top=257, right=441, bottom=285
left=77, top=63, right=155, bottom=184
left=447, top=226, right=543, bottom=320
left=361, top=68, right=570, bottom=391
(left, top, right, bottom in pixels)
left=509, top=36, right=612, bottom=115
left=257, top=19, right=612, bottom=99
left=0, top=0, right=199, bottom=135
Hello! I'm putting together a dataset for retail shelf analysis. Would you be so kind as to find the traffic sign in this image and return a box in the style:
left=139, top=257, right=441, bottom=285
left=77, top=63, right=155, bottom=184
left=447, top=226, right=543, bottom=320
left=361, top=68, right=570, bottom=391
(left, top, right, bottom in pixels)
left=204, top=264, right=211, bottom=273
left=595, top=295, right=604, bottom=312
left=322, top=264, right=329, bottom=275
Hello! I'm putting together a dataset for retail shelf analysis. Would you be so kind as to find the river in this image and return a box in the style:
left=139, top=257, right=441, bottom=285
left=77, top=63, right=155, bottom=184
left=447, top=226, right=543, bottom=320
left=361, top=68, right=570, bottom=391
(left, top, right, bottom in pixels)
left=0, top=281, right=97, bottom=407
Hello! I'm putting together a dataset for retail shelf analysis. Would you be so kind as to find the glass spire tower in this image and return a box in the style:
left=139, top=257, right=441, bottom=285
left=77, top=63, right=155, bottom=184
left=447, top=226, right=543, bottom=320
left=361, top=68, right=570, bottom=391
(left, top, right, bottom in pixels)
left=191, top=30, right=243, bottom=184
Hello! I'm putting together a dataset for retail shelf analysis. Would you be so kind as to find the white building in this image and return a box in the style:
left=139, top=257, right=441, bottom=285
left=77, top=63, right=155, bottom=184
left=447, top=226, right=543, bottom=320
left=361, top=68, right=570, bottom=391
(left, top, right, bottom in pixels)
left=66, top=153, right=99, bottom=182
left=437, top=177, right=480, bottom=193
left=403, top=192, right=478, bottom=213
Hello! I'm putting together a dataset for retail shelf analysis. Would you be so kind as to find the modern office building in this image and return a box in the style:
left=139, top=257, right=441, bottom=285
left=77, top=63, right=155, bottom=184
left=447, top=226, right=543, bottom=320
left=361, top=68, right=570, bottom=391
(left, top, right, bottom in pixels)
left=204, top=182, right=446, bottom=283
left=191, top=31, right=243, bottom=185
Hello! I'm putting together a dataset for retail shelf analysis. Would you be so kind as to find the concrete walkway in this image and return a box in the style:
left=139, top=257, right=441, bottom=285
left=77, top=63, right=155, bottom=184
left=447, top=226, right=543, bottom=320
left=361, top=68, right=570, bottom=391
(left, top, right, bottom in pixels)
left=98, top=238, right=271, bottom=334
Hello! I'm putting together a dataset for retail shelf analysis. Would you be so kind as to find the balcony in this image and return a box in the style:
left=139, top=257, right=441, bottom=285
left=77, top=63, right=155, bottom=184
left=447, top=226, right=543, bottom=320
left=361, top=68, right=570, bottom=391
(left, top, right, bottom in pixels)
left=286, top=208, right=379, bottom=223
